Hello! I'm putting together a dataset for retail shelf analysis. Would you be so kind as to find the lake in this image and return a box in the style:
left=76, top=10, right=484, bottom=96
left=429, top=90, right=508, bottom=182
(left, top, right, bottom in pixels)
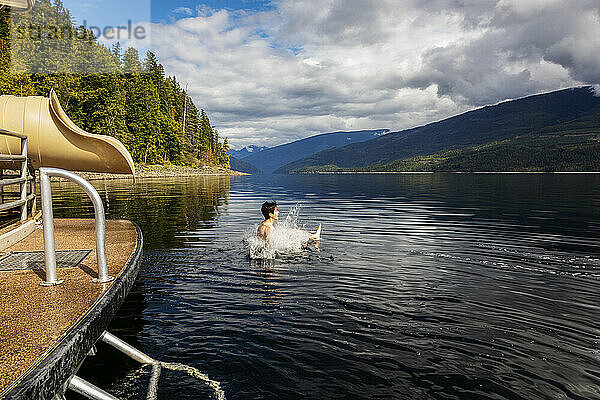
left=53, top=173, right=600, bottom=400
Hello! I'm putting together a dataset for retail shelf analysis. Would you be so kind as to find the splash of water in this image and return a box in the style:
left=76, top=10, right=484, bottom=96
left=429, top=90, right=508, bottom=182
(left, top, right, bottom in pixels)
left=244, top=204, right=315, bottom=260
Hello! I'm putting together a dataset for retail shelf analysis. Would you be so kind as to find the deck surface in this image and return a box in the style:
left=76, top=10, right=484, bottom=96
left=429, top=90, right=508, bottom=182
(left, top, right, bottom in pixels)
left=0, top=219, right=138, bottom=394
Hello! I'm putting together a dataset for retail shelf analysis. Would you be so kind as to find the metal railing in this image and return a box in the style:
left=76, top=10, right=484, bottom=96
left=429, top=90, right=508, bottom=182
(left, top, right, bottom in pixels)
left=39, top=167, right=113, bottom=286
left=0, top=128, right=35, bottom=222
left=63, top=331, right=226, bottom=400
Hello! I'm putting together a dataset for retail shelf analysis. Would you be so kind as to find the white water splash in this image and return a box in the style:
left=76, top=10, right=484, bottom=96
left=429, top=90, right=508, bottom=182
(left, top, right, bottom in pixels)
left=245, top=204, right=316, bottom=260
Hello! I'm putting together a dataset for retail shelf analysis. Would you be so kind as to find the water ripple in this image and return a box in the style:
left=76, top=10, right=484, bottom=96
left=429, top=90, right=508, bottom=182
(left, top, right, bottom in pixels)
left=51, top=174, right=600, bottom=400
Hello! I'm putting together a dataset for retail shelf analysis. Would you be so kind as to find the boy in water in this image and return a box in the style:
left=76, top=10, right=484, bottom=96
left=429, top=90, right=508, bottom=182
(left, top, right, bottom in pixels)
left=257, top=201, right=321, bottom=247
left=257, top=201, right=279, bottom=245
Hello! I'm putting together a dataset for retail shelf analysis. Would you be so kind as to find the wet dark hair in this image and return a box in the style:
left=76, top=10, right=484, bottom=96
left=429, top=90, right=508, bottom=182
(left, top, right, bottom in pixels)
left=261, top=201, right=277, bottom=219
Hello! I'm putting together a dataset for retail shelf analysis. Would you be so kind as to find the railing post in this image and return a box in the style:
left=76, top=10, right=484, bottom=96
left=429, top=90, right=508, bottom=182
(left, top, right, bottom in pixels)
left=0, top=169, right=4, bottom=204
left=29, top=165, right=36, bottom=215
left=0, top=129, right=35, bottom=221
left=100, top=331, right=155, bottom=364
left=67, top=376, right=120, bottom=400
left=39, top=168, right=63, bottom=286
left=39, top=167, right=113, bottom=285
left=19, top=136, right=28, bottom=221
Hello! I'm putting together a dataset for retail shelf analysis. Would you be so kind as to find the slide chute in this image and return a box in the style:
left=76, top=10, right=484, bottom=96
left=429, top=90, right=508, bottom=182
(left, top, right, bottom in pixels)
left=0, top=91, right=134, bottom=174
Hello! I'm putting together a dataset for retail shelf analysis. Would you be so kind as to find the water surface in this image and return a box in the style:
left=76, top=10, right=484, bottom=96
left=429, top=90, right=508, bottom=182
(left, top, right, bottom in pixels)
left=53, top=173, right=600, bottom=399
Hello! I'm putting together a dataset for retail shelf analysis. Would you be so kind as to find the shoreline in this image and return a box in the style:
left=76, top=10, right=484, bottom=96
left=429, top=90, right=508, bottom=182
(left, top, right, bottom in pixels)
left=290, top=171, right=600, bottom=174
left=48, top=166, right=600, bottom=180
left=71, top=164, right=248, bottom=181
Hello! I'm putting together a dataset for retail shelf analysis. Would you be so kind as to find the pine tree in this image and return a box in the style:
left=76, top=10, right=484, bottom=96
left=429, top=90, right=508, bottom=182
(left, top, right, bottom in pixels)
left=0, top=0, right=231, bottom=168
left=122, top=47, right=142, bottom=74
left=111, top=42, right=122, bottom=68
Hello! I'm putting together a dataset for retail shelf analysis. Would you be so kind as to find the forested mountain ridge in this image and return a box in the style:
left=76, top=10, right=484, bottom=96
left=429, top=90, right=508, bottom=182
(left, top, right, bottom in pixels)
left=229, top=156, right=261, bottom=174
left=0, top=0, right=230, bottom=168
left=277, top=87, right=600, bottom=173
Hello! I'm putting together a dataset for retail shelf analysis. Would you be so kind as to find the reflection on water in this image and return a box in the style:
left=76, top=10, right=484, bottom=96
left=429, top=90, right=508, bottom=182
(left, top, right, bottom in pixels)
left=256, top=265, right=281, bottom=309
left=51, top=176, right=233, bottom=398
left=52, top=173, right=600, bottom=400
left=50, top=176, right=231, bottom=249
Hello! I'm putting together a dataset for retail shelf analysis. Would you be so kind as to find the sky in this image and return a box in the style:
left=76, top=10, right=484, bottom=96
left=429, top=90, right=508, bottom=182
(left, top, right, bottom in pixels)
left=64, top=0, right=600, bottom=149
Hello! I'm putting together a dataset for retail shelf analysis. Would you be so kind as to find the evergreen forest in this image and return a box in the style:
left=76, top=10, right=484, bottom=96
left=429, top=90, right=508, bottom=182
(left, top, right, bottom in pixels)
left=0, top=0, right=230, bottom=168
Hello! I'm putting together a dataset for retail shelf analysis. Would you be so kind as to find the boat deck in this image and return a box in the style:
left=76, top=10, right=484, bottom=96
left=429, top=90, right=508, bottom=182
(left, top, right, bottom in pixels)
left=0, top=218, right=139, bottom=397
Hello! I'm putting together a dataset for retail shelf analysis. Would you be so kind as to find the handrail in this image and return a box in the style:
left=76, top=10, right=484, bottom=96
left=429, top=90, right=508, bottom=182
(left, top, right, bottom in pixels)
left=0, top=176, right=33, bottom=186
left=39, top=167, right=113, bottom=286
left=0, top=129, right=33, bottom=221
left=0, top=127, right=27, bottom=139
left=0, top=193, right=35, bottom=212
left=0, top=154, right=27, bottom=161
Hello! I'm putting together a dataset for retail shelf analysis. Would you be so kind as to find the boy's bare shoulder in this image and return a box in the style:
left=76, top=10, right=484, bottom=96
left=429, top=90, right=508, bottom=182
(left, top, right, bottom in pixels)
left=257, top=220, right=272, bottom=239
left=258, top=220, right=270, bottom=230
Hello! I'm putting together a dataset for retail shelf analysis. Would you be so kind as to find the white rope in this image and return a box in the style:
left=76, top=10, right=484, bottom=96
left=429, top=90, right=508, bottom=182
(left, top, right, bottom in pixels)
left=99, top=331, right=226, bottom=400
left=146, top=363, right=161, bottom=400
left=159, top=362, right=227, bottom=400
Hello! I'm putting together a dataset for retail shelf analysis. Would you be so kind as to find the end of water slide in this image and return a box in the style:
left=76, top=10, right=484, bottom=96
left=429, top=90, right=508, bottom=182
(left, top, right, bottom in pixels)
left=0, top=90, right=135, bottom=175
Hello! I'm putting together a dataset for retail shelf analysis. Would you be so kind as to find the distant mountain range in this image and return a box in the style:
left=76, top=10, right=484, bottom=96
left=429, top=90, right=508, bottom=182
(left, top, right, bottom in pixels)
left=227, top=145, right=269, bottom=159
left=240, top=129, right=389, bottom=173
left=276, top=87, right=600, bottom=173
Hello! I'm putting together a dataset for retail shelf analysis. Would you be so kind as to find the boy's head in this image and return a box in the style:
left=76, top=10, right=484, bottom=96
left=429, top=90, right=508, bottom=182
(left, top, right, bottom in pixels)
left=261, top=201, right=278, bottom=220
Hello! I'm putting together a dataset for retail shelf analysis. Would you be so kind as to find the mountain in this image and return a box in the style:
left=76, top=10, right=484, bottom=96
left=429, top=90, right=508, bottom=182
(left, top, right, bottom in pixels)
left=227, top=145, right=269, bottom=159
left=276, top=87, right=600, bottom=173
left=365, top=135, right=600, bottom=172
left=242, top=129, right=389, bottom=173
left=229, top=156, right=261, bottom=174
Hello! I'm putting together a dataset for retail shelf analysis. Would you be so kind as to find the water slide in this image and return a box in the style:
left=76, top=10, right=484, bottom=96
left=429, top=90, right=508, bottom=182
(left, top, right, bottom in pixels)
left=0, top=90, right=134, bottom=174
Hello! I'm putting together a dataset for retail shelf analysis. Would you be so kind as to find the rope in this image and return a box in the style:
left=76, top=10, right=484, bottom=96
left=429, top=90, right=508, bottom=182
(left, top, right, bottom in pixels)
left=99, top=331, right=226, bottom=400
left=146, top=363, right=161, bottom=400
left=159, top=362, right=227, bottom=400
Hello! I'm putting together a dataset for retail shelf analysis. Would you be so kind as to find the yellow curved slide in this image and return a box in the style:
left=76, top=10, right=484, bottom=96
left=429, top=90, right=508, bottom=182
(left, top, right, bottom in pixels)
left=0, top=90, right=134, bottom=174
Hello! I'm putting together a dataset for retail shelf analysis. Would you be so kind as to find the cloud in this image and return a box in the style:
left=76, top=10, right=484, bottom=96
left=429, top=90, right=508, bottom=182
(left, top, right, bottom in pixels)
left=144, top=1, right=599, bottom=148
left=172, top=7, right=194, bottom=16
left=72, top=1, right=102, bottom=10
left=405, top=0, right=600, bottom=104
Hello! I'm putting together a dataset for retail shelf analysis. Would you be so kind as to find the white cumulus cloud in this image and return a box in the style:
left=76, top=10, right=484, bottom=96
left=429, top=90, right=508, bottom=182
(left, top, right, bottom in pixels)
left=138, top=1, right=599, bottom=148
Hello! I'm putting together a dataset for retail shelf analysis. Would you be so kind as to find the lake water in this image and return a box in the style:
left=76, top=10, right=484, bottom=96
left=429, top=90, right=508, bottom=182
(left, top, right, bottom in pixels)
left=53, top=173, right=600, bottom=400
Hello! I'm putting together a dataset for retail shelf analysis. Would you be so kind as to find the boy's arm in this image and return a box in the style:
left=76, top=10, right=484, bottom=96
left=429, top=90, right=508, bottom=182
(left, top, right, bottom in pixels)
left=257, top=224, right=266, bottom=239
left=264, top=225, right=274, bottom=248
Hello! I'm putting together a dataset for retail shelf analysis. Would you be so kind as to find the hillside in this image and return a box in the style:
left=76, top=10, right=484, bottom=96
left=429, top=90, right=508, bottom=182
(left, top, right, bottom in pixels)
left=242, top=129, right=389, bottom=173
left=276, top=87, right=600, bottom=173
left=229, top=156, right=261, bottom=174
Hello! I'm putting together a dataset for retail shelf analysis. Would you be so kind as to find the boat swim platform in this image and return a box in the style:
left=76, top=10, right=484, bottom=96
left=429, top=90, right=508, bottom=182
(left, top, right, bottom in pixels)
left=0, top=218, right=143, bottom=400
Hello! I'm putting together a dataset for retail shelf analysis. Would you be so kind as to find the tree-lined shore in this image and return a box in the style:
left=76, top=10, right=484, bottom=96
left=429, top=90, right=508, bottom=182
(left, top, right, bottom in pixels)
left=0, top=0, right=231, bottom=170
left=72, top=163, right=246, bottom=181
